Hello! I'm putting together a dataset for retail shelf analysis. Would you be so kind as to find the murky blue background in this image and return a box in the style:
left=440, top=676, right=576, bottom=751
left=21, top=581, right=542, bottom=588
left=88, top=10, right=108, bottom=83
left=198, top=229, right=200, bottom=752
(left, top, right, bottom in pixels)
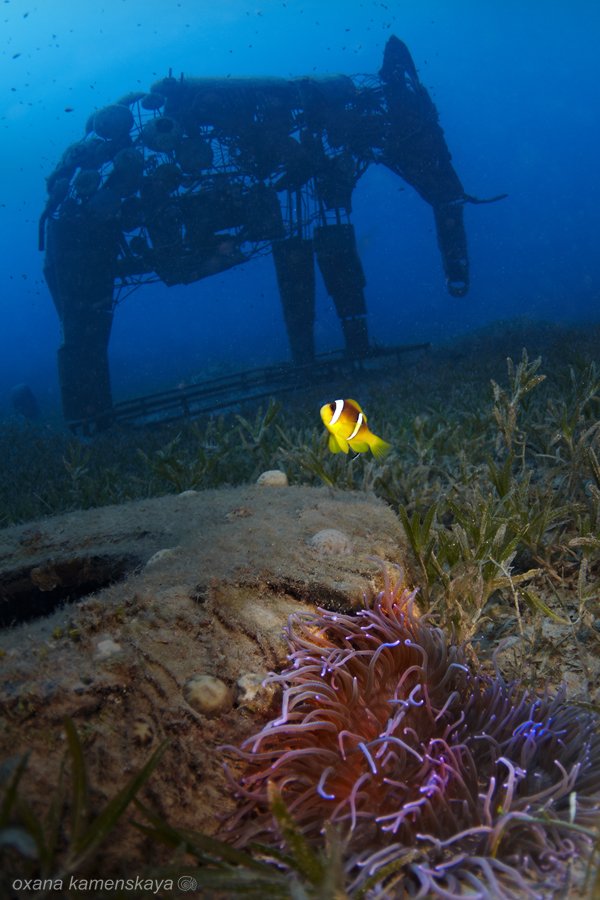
left=1, top=0, right=598, bottom=415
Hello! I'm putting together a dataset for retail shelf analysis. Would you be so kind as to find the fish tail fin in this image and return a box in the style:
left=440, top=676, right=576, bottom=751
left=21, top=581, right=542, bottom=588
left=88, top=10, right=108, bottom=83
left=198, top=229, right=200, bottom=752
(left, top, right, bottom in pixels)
left=369, top=435, right=391, bottom=460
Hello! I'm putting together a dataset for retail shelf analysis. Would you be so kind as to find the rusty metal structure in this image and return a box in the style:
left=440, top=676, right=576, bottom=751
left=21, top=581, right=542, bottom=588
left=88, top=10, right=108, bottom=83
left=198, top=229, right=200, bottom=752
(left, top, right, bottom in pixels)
left=40, top=37, right=492, bottom=426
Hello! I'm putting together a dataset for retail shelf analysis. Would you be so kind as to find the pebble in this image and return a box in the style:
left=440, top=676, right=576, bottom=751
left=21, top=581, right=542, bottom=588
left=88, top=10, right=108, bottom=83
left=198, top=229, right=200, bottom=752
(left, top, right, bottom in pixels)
left=183, top=674, right=232, bottom=716
left=256, top=469, right=288, bottom=487
left=308, top=528, right=353, bottom=556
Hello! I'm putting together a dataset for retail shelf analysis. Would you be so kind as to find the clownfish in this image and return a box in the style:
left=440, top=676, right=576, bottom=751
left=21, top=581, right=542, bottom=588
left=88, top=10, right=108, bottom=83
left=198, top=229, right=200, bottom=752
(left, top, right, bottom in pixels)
left=320, top=398, right=391, bottom=459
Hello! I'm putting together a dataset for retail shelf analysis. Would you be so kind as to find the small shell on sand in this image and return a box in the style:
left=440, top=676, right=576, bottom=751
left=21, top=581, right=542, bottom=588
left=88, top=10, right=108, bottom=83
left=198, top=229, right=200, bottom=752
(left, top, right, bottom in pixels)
left=236, top=672, right=278, bottom=714
left=309, top=528, right=353, bottom=556
left=132, top=717, right=154, bottom=746
left=184, top=674, right=232, bottom=716
left=256, top=469, right=288, bottom=487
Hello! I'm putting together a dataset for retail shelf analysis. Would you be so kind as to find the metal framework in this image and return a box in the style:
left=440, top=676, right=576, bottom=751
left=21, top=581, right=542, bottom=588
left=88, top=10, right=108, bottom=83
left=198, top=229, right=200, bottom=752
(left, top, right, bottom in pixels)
left=39, top=36, right=492, bottom=427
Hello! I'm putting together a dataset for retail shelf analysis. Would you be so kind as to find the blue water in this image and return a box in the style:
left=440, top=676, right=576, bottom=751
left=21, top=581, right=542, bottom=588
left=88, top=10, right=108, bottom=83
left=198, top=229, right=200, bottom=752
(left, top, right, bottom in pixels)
left=1, top=0, right=599, bottom=417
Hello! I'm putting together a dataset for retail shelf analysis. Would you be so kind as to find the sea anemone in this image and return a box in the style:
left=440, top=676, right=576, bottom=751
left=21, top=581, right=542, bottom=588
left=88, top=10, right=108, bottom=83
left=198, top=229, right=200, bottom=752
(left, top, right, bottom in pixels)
left=225, top=572, right=600, bottom=898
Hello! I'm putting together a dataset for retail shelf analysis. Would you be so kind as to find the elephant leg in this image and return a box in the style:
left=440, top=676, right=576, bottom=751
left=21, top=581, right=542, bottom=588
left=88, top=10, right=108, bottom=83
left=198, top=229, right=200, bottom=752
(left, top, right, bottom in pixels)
left=314, top=223, right=370, bottom=357
left=272, top=237, right=316, bottom=365
left=44, top=216, right=117, bottom=429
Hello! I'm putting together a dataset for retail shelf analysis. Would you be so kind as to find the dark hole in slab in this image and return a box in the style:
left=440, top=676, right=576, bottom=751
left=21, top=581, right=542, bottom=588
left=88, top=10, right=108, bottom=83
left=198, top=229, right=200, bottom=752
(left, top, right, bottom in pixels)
left=265, top=576, right=356, bottom=612
left=0, top=554, right=140, bottom=628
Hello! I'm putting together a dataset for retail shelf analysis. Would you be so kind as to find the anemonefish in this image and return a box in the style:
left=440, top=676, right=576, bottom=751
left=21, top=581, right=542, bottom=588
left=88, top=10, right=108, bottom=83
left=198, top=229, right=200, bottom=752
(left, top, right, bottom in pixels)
left=320, top=398, right=391, bottom=459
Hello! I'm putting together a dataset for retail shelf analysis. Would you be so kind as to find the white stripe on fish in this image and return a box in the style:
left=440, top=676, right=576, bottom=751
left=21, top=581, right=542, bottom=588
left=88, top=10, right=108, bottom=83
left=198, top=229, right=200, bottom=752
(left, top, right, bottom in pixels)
left=330, top=398, right=344, bottom=425
left=348, top=411, right=364, bottom=440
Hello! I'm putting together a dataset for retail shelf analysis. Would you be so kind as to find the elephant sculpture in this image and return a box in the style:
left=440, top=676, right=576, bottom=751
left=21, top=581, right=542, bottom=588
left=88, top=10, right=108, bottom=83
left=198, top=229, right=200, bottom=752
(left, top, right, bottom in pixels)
left=40, top=36, right=501, bottom=426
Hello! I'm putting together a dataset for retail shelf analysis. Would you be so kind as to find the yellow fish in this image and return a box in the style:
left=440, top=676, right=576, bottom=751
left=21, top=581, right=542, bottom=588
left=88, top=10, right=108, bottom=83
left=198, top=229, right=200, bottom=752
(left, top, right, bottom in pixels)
left=320, top=398, right=391, bottom=459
